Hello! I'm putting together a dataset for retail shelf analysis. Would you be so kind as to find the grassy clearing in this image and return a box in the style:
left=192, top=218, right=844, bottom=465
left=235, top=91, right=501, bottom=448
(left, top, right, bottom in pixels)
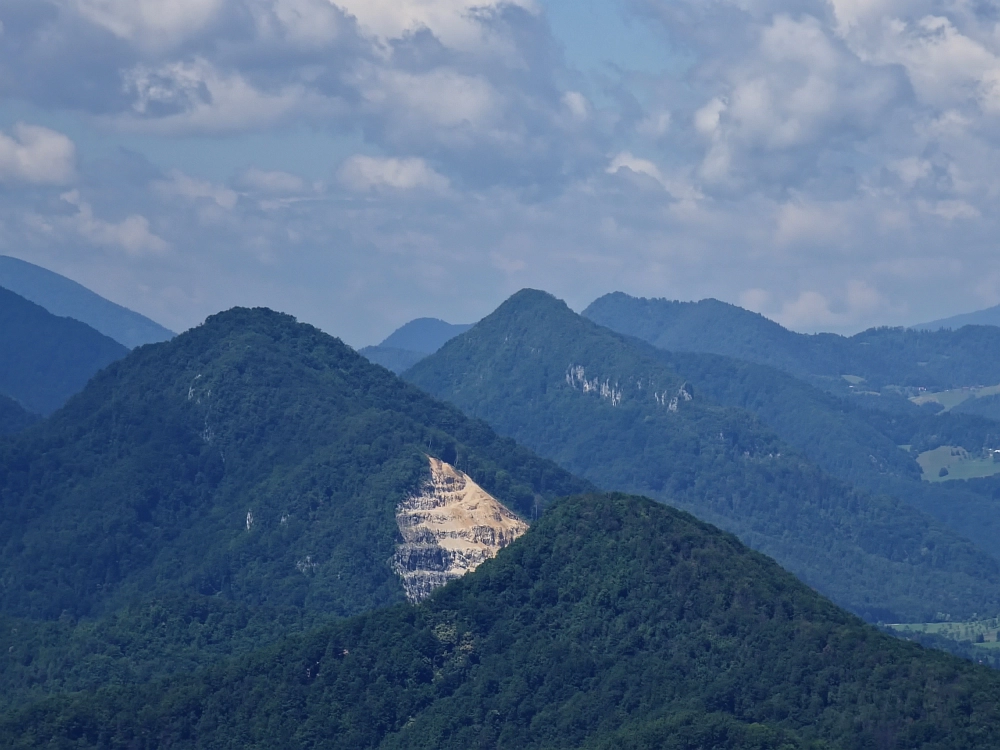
left=917, top=445, right=1000, bottom=482
left=889, top=617, right=1000, bottom=647
left=910, top=383, right=1000, bottom=411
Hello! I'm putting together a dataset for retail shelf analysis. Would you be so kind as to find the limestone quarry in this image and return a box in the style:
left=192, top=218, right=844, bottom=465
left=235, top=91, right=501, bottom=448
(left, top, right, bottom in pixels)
left=393, top=456, right=529, bottom=602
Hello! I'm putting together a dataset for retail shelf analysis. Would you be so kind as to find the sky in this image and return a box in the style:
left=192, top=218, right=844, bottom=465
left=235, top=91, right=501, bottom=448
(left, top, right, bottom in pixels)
left=3, top=1, right=1000, bottom=346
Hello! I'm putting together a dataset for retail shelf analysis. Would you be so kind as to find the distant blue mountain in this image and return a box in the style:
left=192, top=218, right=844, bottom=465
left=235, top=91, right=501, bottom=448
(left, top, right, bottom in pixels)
left=0, top=256, right=174, bottom=348
left=359, top=317, right=472, bottom=374
left=0, top=286, right=128, bottom=414
left=912, top=304, right=1000, bottom=331
left=379, top=318, right=472, bottom=354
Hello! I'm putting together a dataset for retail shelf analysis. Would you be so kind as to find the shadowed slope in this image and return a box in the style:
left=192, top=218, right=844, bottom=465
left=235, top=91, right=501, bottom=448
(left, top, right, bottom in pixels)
left=6, top=493, right=1000, bottom=749
left=406, top=290, right=1000, bottom=623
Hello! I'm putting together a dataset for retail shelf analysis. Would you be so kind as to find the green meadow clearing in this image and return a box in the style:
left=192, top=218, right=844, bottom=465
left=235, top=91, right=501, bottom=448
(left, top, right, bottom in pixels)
left=910, top=383, right=1000, bottom=411
left=917, top=445, right=1000, bottom=482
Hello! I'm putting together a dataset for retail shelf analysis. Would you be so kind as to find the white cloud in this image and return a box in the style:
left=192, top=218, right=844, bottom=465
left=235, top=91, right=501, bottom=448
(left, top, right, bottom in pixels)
left=60, top=190, right=168, bottom=255
left=154, top=170, right=238, bottom=209
left=358, top=67, right=498, bottom=130
left=607, top=152, right=702, bottom=203
left=333, top=0, right=537, bottom=48
left=252, top=0, right=343, bottom=46
left=0, top=124, right=76, bottom=185
left=119, top=58, right=317, bottom=134
left=237, top=168, right=308, bottom=193
left=61, top=0, right=225, bottom=49
left=338, top=155, right=449, bottom=191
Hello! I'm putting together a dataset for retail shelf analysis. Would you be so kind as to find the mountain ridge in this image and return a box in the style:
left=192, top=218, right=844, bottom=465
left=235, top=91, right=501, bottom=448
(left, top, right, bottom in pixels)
left=0, top=286, right=129, bottom=414
left=0, top=255, right=174, bottom=348
left=7, top=491, right=1000, bottom=749
left=405, top=289, right=1000, bottom=623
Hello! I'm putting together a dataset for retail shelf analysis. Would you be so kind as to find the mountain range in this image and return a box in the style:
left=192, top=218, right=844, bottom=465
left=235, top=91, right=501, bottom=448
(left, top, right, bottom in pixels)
left=6, top=287, right=1000, bottom=745
left=584, top=292, right=1000, bottom=394
left=360, top=318, right=472, bottom=374
left=913, top=303, right=1000, bottom=331
left=7, top=491, right=1000, bottom=749
left=405, top=290, right=1000, bottom=623
left=0, top=255, right=174, bottom=348
left=0, top=305, right=586, bottom=708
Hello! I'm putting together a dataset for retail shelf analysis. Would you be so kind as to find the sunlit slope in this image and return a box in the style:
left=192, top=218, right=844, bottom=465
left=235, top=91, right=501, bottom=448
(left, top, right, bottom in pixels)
left=0, top=306, right=588, bottom=623
left=406, top=289, right=1000, bottom=623
left=7, top=493, right=1000, bottom=749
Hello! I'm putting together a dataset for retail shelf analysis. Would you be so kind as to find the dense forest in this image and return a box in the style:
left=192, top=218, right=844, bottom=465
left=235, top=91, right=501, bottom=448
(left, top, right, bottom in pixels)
left=0, top=306, right=588, bottom=706
left=406, top=290, right=1000, bottom=623
left=0, top=286, right=128, bottom=414
left=6, top=493, right=1000, bottom=749
left=585, top=292, right=1000, bottom=391
left=0, top=394, right=38, bottom=436
left=650, top=349, right=1000, bottom=559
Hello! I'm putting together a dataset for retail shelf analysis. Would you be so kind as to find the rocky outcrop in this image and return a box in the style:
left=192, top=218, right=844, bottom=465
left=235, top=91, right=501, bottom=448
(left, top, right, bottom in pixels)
left=393, top=457, right=528, bottom=602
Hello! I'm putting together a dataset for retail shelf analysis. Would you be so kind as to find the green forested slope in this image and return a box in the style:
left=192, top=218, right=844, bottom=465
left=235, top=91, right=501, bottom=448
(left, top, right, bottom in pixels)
left=0, top=394, right=38, bottom=435
left=585, top=292, right=1000, bottom=391
left=655, top=350, right=1000, bottom=561
left=0, top=286, right=128, bottom=414
left=7, top=493, right=1000, bottom=750
left=406, top=290, right=1000, bottom=623
left=0, top=306, right=587, bottom=705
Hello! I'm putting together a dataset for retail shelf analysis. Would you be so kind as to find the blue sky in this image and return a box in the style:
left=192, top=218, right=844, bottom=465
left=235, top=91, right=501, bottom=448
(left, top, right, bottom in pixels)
left=2, top=0, right=1000, bottom=345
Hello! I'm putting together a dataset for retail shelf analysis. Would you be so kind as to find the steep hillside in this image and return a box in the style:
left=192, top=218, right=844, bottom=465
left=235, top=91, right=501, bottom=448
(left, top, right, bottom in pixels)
left=0, top=306, right=588, bottom=706
left=654, top=350, right=1000, bottom=561
left=406, top=290, right=1000, bottom=623
left=0, top=395, right=39, bottom=435
left=0, top=305, right=586, bottom=620
left=0, top=286, right=129, bottom=414
left=585, top=292, right=1000, bottom=391
left=7, top=493, right=1000, bottom=749
left=0, top=255, right=174, bottom=348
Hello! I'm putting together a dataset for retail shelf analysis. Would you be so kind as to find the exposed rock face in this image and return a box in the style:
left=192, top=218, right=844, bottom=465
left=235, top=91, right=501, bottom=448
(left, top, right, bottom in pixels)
left=393, top=457, right=529, bottom=602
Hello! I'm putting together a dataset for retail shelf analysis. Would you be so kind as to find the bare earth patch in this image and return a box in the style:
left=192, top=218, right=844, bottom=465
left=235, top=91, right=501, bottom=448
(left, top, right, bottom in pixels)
left=393, top=456, right=528, bottom=602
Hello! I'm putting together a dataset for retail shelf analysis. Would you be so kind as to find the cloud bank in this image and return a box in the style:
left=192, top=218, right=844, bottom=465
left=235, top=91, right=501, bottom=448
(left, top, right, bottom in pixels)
left=2, top=0, right=1000, bottom=342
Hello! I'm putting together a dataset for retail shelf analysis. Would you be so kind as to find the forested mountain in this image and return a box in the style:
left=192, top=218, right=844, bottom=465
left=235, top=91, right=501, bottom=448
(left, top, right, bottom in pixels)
left=381, top=318, right=472, bottom=353
left=0, top=286, right=129, bottom=414
left=0, top=255, right=174, bottom=348
left=0, top=395, right=38, bottom=435
left=654, top=350, right=1000, bottom=561
left=406, top=290, right=1000, bottom=623
left=913, top=303, right=1000, bottom=331
left=0, top=306, right=587, bottom=707
left=8, top=492, right=1000, bottom=750
left=585, top=292, right=1000, bottom=391
left=361, top=318, right=472, bottom=374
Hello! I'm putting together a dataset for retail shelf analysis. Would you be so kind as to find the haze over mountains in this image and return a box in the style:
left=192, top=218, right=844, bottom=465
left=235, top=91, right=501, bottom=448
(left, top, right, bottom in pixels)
left=913, top=303, right=1000, bottom=331
left=0, top=286, right=128, bottom=415
left=0, top=256, right=174, bottom=349
left=584, top=292, right=1000, bottom=392
left=7, top=280, right=1000, bottom=745
left=360, top=318, right=472, bottom=374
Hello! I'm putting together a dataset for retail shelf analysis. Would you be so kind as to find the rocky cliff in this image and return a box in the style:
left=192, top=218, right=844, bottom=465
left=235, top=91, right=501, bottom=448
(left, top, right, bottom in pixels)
left=393, top=457, right=528, bottom=602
